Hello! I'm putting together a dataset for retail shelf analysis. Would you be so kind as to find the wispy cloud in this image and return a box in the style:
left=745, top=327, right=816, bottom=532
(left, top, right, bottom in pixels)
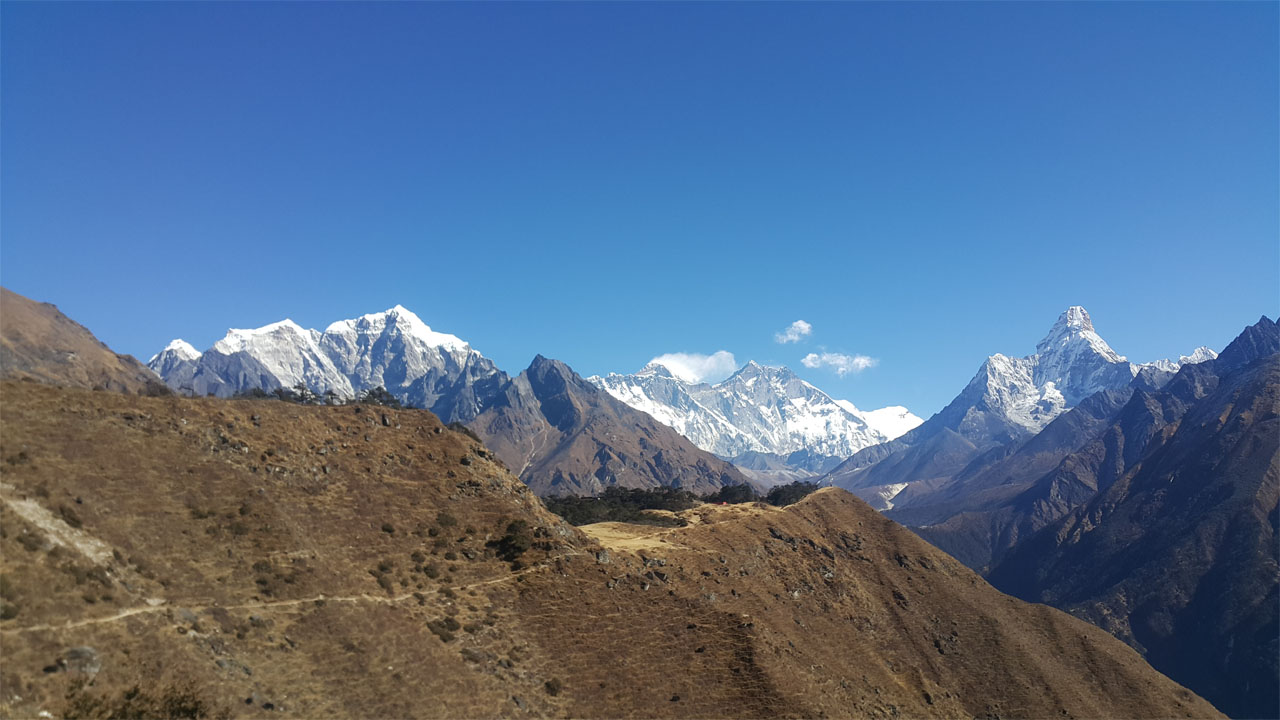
left=649, top=351, right=738, bottom=384
left=801, top=352, right=877, bottom=376
left=774, top=320, right=813, bottom=344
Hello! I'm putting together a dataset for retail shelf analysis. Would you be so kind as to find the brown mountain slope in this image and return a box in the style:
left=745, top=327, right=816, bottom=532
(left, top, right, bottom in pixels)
left=468, top=355, right=746, bottom=496
left=0, top=382, right=1221, bottom=719
left=0, top=288, right=167, bottom=395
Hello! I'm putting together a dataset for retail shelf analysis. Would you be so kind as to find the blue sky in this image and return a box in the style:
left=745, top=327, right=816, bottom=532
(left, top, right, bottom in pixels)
left=2, top=2, right=1276, bottom=416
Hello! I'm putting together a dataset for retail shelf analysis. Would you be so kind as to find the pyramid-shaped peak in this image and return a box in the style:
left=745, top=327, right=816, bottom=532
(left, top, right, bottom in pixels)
left=1057, top=306, right=1093, bottom=332
left=1035, top=306, right=1121, bottom=364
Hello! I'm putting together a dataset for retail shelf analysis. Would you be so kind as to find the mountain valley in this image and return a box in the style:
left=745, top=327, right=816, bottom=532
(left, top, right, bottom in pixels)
left=3, top=287, right=1273, bottom=719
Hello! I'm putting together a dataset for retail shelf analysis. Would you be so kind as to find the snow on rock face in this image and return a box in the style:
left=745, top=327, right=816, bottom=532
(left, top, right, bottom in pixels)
left=959, top=306, right=1217, bottom=435
left=206, top=319, right=353, bottom=397
left=845, top=403, right=924, bottom=441
left=147, top=339, right=202, bottom=378
left=149, top=306, right=502, bottom=420
left=589, top=360, right=917, bottom=461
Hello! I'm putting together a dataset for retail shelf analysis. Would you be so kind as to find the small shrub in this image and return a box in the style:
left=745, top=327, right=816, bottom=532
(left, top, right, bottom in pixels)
left=436, top=512, right=457, bottom=528
left=18, top=531, right=45, bottom=552
left=381, top=523, right=395, bottom=534
left=490, top=520, right=533, bottom=562
left=764, top=481, right=821, bottom=507
left=426, top=620, right=455, bottom=643
left=62, top=682, right=228, bottom=720
left=544, top=678, right=563, bottom=696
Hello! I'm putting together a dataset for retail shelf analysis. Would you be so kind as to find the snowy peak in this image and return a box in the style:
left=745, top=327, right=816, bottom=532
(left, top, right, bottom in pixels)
left=324, top=305, right=468, bottom=351
left=637, top=362, right=681, bottom=381
left=1180, top=346, right=1218, bottom=365
left=149, top=304, right=501, bottom=419
left=212, top=318, right=313, bottom=355
left=589, top=359, right=919, bottom=465
left=1035, top=306, right=1122, bottom=364
left=150, top=338, right=200, bottom=364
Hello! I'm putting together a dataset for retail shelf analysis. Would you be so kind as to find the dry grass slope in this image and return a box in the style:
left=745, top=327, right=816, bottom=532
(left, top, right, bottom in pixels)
left=0, top=288, right=166, bottom=395
left=0, top=382, right=1222, bottom=719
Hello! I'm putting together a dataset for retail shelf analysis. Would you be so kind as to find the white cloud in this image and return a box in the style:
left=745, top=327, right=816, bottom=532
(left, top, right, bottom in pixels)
left=774, top=320, right=813, bottom=344
left=648, top=351, right=738, bottom=384
left=801, top=352, right=877, bottom=376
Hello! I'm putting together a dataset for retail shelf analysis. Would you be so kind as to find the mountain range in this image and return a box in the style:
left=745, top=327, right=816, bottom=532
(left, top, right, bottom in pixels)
left=814, top=304, right=1275, bottom=719
left=2, top=285, right=1271, bottom=718
left=148, top=305, right=744, bottom=496
left=589, top=360, right=920, bottom=483
left=147, top=305, right=922, bottom=492
left=986, top=316, right=1279, bottom=719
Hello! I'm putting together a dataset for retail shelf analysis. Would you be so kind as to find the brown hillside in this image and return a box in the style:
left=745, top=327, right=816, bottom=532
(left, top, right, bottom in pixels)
left=0, top=382, right=1220, bottom=719
left=469, top=355, right=746, bottom=496
left=0, top=288, right=167, bottom=395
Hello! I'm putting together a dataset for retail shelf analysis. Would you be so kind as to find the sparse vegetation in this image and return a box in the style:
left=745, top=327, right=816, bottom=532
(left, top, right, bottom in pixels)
left=490, top=520, right=534, bottom=563
left=543, top=487, right=699, bottom=526
left=62, top=682, right=229, bottom=720
left=764, top=482, right=822, bottom=507
left=542, top=482, right=821, bottom=526
left=703, top=484, right=758, bottom=505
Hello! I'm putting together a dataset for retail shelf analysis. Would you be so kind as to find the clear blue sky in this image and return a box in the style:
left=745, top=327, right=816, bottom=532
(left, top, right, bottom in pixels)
left=3, top=2, right=1276, bottom=416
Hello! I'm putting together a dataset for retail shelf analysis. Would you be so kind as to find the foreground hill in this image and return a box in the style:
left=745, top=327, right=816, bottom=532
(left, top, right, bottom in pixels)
left=0, top=382, right=1220, bottom=718
left=0, top=288, right=167, bottom=395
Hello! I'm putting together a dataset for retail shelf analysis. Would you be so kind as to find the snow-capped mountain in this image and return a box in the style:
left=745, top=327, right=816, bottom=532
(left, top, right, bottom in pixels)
left=147, top=338, right=201, bottom=378
left=962, top=307, right=1219, bottom=435
left=148, top=306, right=504, bottom=422
left=1135, top=345, right=1218, bottom=374
left=588, top=360, right=921, bottom=468
left=823, top=305, right=1218, bottom=496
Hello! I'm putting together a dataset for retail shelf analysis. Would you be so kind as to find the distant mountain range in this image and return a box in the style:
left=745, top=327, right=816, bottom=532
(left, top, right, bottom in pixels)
left=148, top=306, right=506, bottom=422
left=148, top=306, right=744, bottom=496
left=147, top=304, right=926, bottom=490
left=589, top=361, right=921, bottom=483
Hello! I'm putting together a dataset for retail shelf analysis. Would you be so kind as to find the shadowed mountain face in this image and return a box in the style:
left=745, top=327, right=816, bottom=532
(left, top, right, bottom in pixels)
left=987, top=320, right=1279, bottom=720
left=469, top=356, right=749, bottom=496
left=0, top=382, right=1222, bottom=719
left=0, top=288, right=168, bottom=396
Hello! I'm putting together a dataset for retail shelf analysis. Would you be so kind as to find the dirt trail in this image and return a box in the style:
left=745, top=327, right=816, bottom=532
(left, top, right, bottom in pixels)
left=0, top=550, right=583, bottom=636
left=0, top=481, right=114, bottom=564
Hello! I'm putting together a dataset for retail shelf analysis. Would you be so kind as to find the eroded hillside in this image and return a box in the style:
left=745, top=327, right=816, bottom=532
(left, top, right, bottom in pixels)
left=0, top=383, right=1221, bottom=719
